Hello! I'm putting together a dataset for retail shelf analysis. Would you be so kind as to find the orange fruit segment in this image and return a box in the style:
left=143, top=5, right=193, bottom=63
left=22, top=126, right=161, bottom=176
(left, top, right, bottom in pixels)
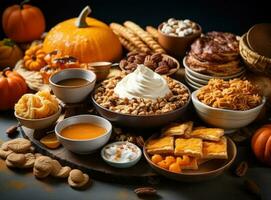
left=169, top=162, right=182, bottom=173
left=151, top=154, right=163, bottom=164
left=40, top=133, right=61, bottom=149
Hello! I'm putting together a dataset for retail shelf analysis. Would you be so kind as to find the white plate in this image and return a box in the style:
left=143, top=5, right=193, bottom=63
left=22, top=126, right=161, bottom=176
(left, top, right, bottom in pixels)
left=185, top=74, right=205, bottom=87
left=185, top=77, right=201, bottom=90
left=185, top=69, right=209, bottom=85
left=183, top=57, right=246, bottom=81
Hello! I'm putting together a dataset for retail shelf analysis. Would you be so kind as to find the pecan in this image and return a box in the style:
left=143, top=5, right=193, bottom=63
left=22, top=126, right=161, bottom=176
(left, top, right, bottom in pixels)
left=144, top=55, right=156, bottom=70
left=134, top=55, right=145, bottom=64
left=155, top=66, right=169, bottom=74
left=235, top=161, right=248, bottom=177
left=165, top=57, right=177, bottom=68
left=136, top=136, right=145, bottom=148
left=119, top=60, right=128, bottom=69
left=127, top=55, right=135, bottom=62
left=151, top=53, right=162, bottom=63
left=134, top=187, right=157, bottom=197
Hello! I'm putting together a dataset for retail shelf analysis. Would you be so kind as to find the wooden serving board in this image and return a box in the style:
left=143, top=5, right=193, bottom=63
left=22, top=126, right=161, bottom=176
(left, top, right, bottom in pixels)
left=21, top=126, right=158, bottom=183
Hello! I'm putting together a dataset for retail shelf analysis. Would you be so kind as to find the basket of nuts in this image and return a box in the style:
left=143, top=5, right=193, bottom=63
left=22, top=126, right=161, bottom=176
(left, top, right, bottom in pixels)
left=119, top=52, right=180, bottom=76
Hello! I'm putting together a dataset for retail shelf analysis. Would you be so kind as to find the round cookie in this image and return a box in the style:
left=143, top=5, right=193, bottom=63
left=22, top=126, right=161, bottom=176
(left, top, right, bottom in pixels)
left=55, top=166, right=71, bottom=178
left=6, top=153, right=26, bottom=167
left=23, top=153, right=35, bottom=168
left=0, top=148, right=13, bottom=159
left=33, top=168, right=51, bottom=179
left=50, top=159, right=62, bottom=177
left=68, top=169, right=89, bottom=188
left=34, top=156, right=52, bottom=174
left=7, top=138, right=31, bottom=153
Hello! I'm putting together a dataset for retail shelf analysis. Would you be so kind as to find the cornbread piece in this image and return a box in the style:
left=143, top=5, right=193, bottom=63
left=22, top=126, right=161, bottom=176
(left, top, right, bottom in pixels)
left=175, top=138, right=203, bottom=158
left=124, top=21, right=165, bottom=53
left=146, top=137, right=174, bottom=155
left=189, top=128, right=224, bottom=141
left=180, top=157, right=198, bottom=170
left=110, top=23, right=150, bottom=53
left=163, top=121, right=193, bottom=136
left=146, top=26, right=159, bottom=40
left=202, top=137, right=228, bottom=159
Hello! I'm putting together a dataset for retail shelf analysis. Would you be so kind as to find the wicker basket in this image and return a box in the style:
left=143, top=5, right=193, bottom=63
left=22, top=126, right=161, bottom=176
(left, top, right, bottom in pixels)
left=239, top=34, right=271, bottom=76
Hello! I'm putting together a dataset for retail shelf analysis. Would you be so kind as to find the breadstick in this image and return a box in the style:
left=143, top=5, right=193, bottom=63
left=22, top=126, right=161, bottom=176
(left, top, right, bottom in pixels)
left=146, top=26, right=159, bottom=40
left=124, top=21, right=165, bottom=53
left=118, top=36, right=139, bottom=52
left=110, top=23, right=150, bottom=53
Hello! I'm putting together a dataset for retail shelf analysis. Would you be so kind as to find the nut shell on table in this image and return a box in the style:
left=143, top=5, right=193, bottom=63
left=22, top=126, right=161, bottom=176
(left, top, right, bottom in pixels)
left=68, top=169, right=90, bottom=188
left=23, top=153, right=35, bottom=168
left=50, top=159, right=62, bottom=176
left=55, top=166, right=71, bottom=178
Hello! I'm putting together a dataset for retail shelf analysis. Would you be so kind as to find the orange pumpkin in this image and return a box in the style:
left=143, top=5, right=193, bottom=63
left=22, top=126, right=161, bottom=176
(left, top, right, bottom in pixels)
left=2, top=0, right=45, bottom=42
left=0, top=68, right=28, bottom=110
left=0, top=38, right=23, bottom=69
left=24, top=44, right=46, bottom=71
left=43, top=6, right=122, bottom=63
left=251, top=124, right=271, bottom=166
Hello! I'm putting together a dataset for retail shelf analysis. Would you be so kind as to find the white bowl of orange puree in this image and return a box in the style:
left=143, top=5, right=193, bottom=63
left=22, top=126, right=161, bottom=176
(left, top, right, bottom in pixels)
left=55, top=115, right=112, bottom=154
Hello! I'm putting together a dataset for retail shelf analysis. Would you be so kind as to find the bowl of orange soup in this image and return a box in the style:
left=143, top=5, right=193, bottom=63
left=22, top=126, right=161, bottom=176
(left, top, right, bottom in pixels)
left=55, top=115, right=112, bottom=154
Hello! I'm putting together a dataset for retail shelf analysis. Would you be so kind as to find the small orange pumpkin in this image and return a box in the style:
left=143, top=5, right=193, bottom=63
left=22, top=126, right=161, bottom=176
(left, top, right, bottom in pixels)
left=24, top=44, right=46, bottom=71
left=0, top=68, right=28, bottom=110
left=2, top=0, right=45, bottom=42
left=43, top=6, right=122, bottom=63
left=251, top=124, right=271, bottom=166
left=0, top=38, right=23, bottom=69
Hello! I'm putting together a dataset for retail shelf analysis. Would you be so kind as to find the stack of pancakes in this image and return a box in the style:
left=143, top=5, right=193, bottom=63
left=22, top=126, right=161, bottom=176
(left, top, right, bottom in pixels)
left=186, top=32, right=242, bottom=76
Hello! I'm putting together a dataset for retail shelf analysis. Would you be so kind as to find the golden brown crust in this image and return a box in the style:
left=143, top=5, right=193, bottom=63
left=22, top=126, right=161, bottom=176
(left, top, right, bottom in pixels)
left=110, top=23, right=150, bottom=53
left=188, top=128, right=224, bottom=141
left=146, top=26, right=159, bottom=40
left=146, top=137, right=174, bottom=155
left=124, top=21, right=165, bottom=53
left=174, top=138, right=203, bottom=158
left=202, top=137, right=228, bottom=159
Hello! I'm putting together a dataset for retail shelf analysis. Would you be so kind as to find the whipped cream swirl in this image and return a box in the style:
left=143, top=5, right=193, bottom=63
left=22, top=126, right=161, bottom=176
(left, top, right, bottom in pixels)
left=114, top=64, right=171, bottom=100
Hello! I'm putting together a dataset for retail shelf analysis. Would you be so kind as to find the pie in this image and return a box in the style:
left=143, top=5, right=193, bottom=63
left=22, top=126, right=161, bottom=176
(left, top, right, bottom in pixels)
left=202, top=137, right=228, bottom=159
left=163, top=121, right=193, bottom=137
left=146, top=136, right=174, bottom=155
left=188, top=128, right=224, bottom=141
left=174, top=138, right=203, bottom=158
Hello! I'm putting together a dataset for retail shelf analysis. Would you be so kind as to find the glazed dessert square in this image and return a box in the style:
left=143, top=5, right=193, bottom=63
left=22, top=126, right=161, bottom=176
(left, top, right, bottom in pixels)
left=180, top=157, right=198, bottom=170
left=163, top=121, right=193, bottom=136
left=146, top=136, right=174, bottom=155
left=174, top=138, right=203, bottom=158
left=188, top=128, right=224, bottom=141
left=202, top=136, right=228, bottom=159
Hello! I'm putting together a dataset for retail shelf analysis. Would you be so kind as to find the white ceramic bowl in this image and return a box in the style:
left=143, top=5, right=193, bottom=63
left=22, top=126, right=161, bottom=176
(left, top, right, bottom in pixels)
left=101, top=141, right=142, bottom=168
left=183, top=57, right=246, bottom=81
left=191, top=90, right=266, bottom=132
left=49, top=68, right=96, bottom=103
left=15, top=106, right=62, bottom=130
left=55, top=115, right=112, bottom=154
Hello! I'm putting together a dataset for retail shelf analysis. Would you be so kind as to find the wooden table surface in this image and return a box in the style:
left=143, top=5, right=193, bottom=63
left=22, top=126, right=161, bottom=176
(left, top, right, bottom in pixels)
left=0, top=110, right=271, bottom=200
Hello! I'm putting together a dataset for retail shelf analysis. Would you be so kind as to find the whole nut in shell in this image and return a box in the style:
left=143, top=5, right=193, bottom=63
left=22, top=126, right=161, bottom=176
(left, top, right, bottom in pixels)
left=68, top=169, right=89, bottom=188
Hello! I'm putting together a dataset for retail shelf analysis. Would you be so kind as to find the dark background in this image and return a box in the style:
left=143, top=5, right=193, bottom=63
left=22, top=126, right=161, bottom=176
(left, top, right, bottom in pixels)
left=0, top=0, right=271, bottom=39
